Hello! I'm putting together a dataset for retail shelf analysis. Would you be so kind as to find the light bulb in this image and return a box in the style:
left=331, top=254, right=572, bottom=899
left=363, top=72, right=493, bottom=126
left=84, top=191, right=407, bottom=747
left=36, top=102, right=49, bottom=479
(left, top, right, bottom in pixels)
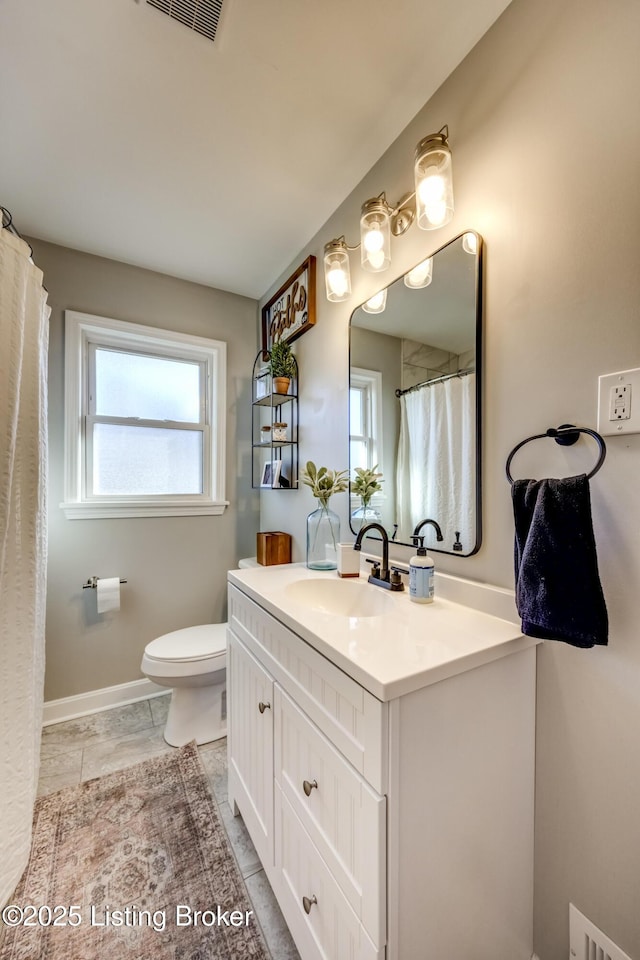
left=404, top=257, right=433, bottom=289
left=327, top=265, right=348, bottom=298
left=424, top=200, right=447, bottom=226
left=364, top=225, right=384, bottom=253
left=418, top=174, right=447, bottom=225
left=462, top=232, right=477, bottom=254
left=366, top=248, right=386, bottom=270
left=418, top=172, right=445, bottom=205
left=362, top=289, right=387, bottom=314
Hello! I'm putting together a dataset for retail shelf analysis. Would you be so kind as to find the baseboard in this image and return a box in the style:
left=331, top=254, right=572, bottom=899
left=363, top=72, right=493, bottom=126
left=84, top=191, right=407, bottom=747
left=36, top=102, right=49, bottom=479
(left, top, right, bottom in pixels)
left=43, top=678, right=166, bottom=726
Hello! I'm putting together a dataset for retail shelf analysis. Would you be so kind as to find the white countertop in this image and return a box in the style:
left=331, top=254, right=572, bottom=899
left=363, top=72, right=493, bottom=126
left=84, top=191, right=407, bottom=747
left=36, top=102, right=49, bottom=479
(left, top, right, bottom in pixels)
left=227, top=563, right=537, bottom=701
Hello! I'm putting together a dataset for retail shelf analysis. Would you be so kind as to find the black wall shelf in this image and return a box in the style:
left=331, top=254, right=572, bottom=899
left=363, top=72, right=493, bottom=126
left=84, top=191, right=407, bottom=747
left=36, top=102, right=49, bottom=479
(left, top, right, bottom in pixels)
left=251, top=351, right=298, bottom=489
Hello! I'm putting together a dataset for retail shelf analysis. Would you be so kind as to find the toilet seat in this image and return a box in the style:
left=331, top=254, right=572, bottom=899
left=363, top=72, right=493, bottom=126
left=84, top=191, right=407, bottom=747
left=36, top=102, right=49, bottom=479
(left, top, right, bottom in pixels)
left=144, top=624, right=226, bottom=664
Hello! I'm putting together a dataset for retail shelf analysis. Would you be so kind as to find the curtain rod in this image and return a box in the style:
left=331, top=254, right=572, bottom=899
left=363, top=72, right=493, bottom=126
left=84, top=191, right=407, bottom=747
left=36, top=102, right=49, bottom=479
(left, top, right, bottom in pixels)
left=1, top=206, right=35, bottom=259
left=395, top=367, right=474, bottom=398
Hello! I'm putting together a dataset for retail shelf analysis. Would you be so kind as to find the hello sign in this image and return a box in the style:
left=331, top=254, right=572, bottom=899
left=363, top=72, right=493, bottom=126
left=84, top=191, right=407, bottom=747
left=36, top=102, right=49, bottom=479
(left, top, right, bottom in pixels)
left=261, top=255, right=316, bottom=352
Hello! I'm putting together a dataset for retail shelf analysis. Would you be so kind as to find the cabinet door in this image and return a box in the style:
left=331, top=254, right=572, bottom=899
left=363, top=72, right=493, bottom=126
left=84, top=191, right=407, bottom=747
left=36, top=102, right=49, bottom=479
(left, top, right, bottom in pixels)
left=227, top=630, right=274, bottom=868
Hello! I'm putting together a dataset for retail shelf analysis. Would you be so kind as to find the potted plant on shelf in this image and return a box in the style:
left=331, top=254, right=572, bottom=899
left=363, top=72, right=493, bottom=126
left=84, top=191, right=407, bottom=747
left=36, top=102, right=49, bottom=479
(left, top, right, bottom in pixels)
left=351, top=465, right=383, bottom=528
left=269, top=339, right=297, bottom=395
left=302, top=461, right=349, bottom=570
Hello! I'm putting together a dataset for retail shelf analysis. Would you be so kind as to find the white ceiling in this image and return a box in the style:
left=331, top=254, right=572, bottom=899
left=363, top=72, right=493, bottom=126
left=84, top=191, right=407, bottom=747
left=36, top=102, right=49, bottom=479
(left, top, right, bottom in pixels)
left=0, top=0, right=511, bottom=299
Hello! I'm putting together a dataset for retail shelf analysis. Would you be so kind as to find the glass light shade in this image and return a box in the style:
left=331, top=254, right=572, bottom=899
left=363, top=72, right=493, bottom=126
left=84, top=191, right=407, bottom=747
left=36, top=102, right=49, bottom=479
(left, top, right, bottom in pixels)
left=462, top=232, right=478, bottom=254
left=324, top=240, right=351, bottom=302
left=361, top=288, right=387, bottom=314
left=360, top=198, right=391, bottom=273
left=414, top=133, right=454, bottom=230
left=404, top=257, right=433, bottom=289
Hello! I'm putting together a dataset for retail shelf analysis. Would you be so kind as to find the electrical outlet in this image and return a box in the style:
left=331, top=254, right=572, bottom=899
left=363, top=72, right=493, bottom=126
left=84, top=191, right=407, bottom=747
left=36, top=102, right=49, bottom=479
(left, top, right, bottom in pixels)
left=608, top=383, right=630, bottom=420
left=598, top=368, right=640, bottom=436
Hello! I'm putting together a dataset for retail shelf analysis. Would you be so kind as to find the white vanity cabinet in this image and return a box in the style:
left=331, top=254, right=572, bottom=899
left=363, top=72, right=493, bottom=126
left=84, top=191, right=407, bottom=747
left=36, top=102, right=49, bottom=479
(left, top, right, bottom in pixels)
left=227, top=577, right=536, bottom=960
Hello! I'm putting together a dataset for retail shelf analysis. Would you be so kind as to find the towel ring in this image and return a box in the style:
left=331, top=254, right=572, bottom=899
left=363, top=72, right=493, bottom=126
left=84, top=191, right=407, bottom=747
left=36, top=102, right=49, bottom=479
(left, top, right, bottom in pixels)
left=505, top=423, right=606, bottom=485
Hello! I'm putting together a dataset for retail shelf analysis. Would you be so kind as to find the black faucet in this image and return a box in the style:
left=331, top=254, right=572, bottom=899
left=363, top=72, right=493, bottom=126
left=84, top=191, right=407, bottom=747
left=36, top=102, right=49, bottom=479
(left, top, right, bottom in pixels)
left=354, top=522, right=404, bottom=591
left=412, top=518, right=444, bottom=544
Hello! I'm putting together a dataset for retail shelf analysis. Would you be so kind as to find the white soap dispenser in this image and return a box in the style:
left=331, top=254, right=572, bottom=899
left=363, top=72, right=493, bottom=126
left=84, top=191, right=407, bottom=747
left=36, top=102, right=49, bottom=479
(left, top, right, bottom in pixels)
left=409, top=536, right=435, bottom=604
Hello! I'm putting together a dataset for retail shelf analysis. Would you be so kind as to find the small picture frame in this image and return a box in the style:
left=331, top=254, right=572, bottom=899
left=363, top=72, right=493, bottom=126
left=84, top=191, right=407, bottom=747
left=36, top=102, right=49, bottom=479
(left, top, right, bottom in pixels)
left=260, top=459, right=282, bottom=488
left=255, top=377, right=268, bottom=400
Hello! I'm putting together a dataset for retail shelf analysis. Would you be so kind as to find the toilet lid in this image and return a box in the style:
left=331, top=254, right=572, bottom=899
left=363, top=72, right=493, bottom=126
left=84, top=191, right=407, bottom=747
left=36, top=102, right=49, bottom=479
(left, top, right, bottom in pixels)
left=145, top=624, right=226, bottom=662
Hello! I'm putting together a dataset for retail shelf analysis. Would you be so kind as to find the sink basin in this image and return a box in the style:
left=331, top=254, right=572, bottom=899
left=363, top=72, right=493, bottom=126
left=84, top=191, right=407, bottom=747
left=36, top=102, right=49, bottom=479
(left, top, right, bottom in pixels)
left=283, top=577, right=397, bottom=618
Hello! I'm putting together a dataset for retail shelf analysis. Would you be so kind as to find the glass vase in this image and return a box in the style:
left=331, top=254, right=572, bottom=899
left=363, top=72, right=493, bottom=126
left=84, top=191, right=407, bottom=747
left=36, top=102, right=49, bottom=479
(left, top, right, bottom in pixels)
left=306, top=501, right=341, bottom=570
left=351, top=501, right=381, bottom=532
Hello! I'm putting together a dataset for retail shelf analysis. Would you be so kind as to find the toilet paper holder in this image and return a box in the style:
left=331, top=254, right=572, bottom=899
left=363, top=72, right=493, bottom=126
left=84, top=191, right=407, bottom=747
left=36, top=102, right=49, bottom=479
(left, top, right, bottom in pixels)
left=83, top=576, right=127, bottom=589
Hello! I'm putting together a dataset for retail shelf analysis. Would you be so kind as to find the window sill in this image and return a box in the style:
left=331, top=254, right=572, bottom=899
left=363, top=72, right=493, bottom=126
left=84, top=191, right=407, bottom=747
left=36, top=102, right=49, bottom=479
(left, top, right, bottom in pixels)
left=60, top=500, right=229, bottom=520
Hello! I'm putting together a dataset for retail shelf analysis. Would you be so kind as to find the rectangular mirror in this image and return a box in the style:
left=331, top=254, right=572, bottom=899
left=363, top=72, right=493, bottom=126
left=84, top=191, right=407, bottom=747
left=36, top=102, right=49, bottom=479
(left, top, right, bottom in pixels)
left=349, top=231, right=483, bottom=555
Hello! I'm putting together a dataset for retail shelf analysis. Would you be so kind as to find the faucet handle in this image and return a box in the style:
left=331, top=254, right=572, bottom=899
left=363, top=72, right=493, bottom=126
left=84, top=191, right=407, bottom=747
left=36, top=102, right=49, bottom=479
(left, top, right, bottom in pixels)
left=390, top=567, right=406, bottom=591
left=366, top=558, right=381, bottom=578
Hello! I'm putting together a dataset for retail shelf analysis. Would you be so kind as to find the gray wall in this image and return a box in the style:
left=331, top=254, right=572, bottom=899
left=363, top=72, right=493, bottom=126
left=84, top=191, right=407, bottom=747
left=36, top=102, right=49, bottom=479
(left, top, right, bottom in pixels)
left=259, top=0, right=640, bottom=956
left=31, top=239, right=259, bottom=702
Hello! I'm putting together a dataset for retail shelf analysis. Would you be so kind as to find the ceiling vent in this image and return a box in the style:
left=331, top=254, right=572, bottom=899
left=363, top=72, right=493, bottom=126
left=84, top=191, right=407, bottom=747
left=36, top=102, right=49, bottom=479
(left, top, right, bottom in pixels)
left=146, top=0, right=223, bottom=44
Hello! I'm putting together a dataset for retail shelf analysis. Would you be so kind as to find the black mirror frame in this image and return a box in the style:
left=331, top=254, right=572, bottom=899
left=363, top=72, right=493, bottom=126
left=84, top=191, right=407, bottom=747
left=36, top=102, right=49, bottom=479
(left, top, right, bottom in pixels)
left=347, top=231, right=484, bottom=556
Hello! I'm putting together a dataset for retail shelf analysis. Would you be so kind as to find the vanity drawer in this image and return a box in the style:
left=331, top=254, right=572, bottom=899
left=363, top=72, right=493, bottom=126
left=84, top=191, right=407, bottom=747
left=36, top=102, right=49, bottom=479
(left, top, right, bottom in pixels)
left=275, top=786, right=382, bottom=960
left=274, top=686, right=385, bottom=948
left=229, top=585, right=386, bottom=793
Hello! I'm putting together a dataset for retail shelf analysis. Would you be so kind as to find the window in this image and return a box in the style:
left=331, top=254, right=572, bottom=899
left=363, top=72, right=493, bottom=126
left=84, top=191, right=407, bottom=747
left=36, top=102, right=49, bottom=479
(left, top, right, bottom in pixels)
left=349, top=366, right=384, bottom=514
left=349, top=367, right=382, bottom=473
left=62, top=311, right=227, bottom=519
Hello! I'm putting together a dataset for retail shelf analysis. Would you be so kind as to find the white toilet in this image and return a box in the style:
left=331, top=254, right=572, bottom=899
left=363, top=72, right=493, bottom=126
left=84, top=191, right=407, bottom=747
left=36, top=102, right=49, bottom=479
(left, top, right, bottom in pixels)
left=141, top=623, right=227, bottom=747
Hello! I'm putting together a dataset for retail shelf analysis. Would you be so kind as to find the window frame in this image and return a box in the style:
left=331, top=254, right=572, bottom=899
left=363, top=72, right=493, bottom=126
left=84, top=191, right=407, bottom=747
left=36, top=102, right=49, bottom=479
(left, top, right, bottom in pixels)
left=349, top=366, right=385, bottom=514
left=62, top=311, right=228, bottom=519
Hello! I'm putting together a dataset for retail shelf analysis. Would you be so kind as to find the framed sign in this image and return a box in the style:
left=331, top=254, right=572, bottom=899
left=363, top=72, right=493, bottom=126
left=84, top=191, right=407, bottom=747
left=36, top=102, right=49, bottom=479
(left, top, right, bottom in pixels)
left=261, top=255, right=316, bottom=353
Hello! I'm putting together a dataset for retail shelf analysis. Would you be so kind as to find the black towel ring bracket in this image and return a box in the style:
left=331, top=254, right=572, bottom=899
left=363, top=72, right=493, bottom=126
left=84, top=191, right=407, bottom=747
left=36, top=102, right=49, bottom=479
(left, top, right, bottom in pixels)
left=505, top=424, right=606, bottom=485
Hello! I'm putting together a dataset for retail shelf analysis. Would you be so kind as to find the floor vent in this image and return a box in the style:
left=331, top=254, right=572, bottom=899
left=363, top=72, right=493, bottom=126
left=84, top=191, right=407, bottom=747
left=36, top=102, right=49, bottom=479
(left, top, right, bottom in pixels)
left=146, top=0, right=224, bottom=44
left=569, top=904, right=633, bottom=960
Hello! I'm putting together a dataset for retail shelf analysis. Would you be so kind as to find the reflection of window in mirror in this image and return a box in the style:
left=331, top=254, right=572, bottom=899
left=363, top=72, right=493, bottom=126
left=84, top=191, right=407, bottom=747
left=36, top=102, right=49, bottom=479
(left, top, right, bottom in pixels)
left=349, top=367, right=384, bottom=521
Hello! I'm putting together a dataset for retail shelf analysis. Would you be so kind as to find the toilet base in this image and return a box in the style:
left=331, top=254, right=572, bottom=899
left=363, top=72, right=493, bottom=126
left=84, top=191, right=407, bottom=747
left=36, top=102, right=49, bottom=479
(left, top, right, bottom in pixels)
left=164, top=680, right=226, bottom=747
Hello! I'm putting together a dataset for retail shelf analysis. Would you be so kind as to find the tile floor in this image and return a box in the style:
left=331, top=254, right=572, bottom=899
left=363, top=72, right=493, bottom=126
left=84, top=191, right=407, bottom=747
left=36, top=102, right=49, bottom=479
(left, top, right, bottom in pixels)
left=37, top=696, right=300, bottom=960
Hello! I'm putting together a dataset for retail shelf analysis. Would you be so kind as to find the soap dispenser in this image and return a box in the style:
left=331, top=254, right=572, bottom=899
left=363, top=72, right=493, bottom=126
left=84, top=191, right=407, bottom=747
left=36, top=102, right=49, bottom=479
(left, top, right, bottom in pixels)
left=409, top=536, right=435, bottom=604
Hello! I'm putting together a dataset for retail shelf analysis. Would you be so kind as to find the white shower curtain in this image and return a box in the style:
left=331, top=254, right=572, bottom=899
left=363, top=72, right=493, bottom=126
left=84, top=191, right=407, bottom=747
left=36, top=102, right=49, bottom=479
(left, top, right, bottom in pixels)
left=0, top=230, right=49, bottom=905
left=396, top=373, right=475, bottom=550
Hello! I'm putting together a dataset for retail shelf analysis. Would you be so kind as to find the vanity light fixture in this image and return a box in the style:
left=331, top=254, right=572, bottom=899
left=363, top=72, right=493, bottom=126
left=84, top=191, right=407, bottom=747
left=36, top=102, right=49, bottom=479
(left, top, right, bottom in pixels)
left=404, top=256, right=433, bottom=289
left=360, top=196, right=392, bottom=272
left=323, top=238, right=352, bottom=302
left=322, top=125, right=454, bottom=302
left=361, top=288, right=387, bottom=314
left=414, top=126, right=454, bottom=230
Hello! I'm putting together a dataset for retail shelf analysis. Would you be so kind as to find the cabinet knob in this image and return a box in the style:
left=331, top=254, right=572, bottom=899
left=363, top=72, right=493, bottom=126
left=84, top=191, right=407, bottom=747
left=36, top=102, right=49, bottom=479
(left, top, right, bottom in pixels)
left=302, top=779, right=318, bottom=797
left=258, top=701, right=271, bottom=714
left=302, top=895, right=317, bottom=915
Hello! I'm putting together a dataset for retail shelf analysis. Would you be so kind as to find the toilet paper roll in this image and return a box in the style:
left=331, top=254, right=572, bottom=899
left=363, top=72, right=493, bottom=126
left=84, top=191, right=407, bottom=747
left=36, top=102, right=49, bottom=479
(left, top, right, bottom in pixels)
left=96, top=577, right=121, bottom=614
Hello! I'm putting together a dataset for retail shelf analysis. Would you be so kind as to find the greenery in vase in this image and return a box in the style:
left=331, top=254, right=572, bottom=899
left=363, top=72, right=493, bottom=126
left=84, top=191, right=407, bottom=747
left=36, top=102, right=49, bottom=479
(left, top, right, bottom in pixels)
left=302, top=461, right=349, bottom=508
left=268, top=339, right=297, bottom=379
left=351, top=465, right=383, bottom=508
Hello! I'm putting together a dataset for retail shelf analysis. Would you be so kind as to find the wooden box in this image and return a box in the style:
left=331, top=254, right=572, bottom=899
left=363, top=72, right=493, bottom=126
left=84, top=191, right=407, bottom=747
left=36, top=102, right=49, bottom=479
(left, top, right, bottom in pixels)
left=257, top=531, right=292, bottom=566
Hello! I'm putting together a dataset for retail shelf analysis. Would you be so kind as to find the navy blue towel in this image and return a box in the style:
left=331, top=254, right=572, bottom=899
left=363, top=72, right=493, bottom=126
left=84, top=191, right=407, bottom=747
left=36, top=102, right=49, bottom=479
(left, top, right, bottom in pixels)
left=512, top=475, right=608, bottom=648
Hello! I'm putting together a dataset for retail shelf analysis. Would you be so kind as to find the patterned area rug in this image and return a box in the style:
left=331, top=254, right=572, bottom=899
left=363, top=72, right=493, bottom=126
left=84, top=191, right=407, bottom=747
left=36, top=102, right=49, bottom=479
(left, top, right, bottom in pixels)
left=1, top=743, right=270, bottom=959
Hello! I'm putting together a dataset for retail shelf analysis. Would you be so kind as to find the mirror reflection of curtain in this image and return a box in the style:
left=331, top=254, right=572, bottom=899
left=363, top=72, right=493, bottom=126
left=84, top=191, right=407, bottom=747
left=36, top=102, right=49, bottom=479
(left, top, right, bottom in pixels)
left=396, top=373, right=475, bottom=550
left=0, top=230, right=49, bottom=904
